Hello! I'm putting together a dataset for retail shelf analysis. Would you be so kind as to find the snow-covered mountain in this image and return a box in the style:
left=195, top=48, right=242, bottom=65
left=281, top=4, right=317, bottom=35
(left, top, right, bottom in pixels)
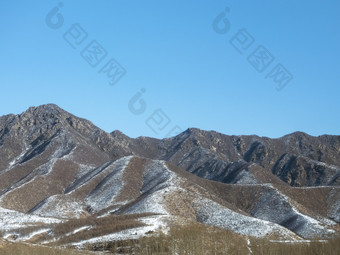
left=0, top=104, right=339, bottom=247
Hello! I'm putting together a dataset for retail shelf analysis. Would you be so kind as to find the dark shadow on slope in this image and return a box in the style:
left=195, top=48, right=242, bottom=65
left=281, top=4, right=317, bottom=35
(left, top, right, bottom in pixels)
left=88, top=164, right=123, bottom=197
left=20, top=131, right=61, bottom=164
left=222, top=163, right=249, bottom=184
left=27, top=198, right=48, bottom=214
left=64, top=161, right=113, bottom=194
left=20, top=140, right=51, bottom=164
left=280, top=214, right=306, bottom=233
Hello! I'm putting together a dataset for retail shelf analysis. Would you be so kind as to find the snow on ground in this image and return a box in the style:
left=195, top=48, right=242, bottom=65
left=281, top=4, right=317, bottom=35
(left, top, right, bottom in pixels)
left=306, top=159, right=340, bottom=172
left=70, top=161, right=180, bottom=247
left=140, top=161, right=177, bottom=194
left=72, top=226, right=92, bottom=235
left=123, top=160, right=180, bottom=215
left=0, top=158, right=60, bottom=202
left=292, top=207, right=335, bottom=236
left=247, top=238, right=252, bottom=254
left=0, top=206, right=61, bottom=242
left=250, top=186, right=336, bottom=238
left=75, top=163, right=97, bottom=179
left=70, top=215, right=170, bottom=247
left=17, top=228, right=51, bottom=241
left=61, top=226, right=92, bottom=238
left=282, top=190, right=338, bottom=230
left=194, top=198, right=298, bottom=239
left=65, top=161, right=114, bottom=195
left=0, top=206, right=61, bottom=231
left=7, top=145, right=29, bottom=169
left=32, top=195, right=85, bottom=218
left=233, top=169, right=258, bottom=185
left=2, top=155, right=336, bottom=246
left=85, top=156, right=133, bottom=212
left=270, top=240, right=328, bottom=243
left=123, top=185, right=178, bottom=215
left=39, top=226, right=92, bottom=244
left=0, top=158, right=60, bottom=203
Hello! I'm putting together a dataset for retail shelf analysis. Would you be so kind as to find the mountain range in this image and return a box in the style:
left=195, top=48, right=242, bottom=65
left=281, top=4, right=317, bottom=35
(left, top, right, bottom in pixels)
left=0, top=104, right=339, bottom=248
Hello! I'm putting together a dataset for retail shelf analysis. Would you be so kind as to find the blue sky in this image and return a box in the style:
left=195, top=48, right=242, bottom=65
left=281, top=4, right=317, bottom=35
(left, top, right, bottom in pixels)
left=1, top=0, right=339, bottom=138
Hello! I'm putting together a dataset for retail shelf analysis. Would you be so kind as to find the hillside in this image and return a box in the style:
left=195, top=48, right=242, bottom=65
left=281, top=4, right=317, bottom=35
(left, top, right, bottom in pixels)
left=0, top=104, right=339, bottom=249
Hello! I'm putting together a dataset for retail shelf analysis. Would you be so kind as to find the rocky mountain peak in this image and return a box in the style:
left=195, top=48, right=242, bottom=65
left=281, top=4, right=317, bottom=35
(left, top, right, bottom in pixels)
left=20, top=104, right=66, bottom=120
left=1, top=104, right=69, bottom=131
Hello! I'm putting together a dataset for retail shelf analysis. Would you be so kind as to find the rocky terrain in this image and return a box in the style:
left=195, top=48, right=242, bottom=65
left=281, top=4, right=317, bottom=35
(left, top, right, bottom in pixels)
left=0, top=104, right=339, bottom=248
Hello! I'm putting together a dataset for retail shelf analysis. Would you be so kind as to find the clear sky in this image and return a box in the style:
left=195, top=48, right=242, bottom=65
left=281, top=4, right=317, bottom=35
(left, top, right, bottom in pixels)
left=1, top=0, right=339, bottom=139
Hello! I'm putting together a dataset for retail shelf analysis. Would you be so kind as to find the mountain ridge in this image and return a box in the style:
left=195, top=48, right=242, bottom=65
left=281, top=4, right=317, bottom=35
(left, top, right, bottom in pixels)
left=2, top=104, right=337, bottom=140
left=0, top=104, right=339, bottom=247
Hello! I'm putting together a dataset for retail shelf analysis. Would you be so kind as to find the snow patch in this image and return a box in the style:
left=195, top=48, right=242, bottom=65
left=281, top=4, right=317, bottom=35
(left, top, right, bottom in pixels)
left=85, top=156, right=133, bottom=212
left=70, top=215, right=170, bottom=247
left=251, top=187, right=336, bottom=238
left=123, top=160, right=180, bottom=215
left=194, top=198, right=297, bottom=239
left=32, top=195, right=84, bottom=218
left=0, top=206, right=61, bottom=241
left=8, top=145, right=30, bottom=168
left=18, top=228, right=50, bottom=241
left=247, top=238, right=252, bottom=254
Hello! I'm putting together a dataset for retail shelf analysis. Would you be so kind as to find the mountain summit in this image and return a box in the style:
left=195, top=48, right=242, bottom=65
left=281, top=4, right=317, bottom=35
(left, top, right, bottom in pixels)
left=0, top=104, right=339, bottom=247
